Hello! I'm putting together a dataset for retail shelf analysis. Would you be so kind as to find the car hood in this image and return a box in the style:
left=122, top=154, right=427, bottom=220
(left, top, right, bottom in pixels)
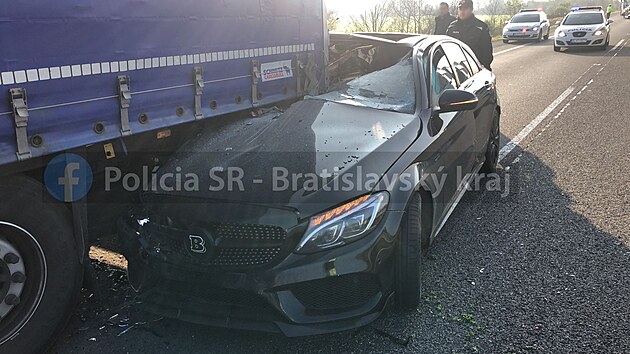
left=505, top=22, right=539, bottom=30
left=149, top=99, right=419, bottom=219
left=557, top=24, right=602, bottom=32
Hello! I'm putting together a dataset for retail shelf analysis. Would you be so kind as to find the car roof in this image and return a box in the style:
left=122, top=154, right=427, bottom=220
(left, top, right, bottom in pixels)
left=330, top=33, right=472, bottom=57
left=338, top=32, right=429, bottom=47
left=568, top=10, right=603, bottom=14
left=519, top=8, right=545, bottom=13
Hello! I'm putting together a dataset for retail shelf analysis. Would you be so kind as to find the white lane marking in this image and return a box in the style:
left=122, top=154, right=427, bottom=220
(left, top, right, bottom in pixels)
left=494, top=36, right=556, bottom=56
left=500, top=38, right=627, bottom=162
left=498, top=86, right=575, bottom=162
left=494, top=43, right=530, bottom=55
left=612, top=39, right=624, bottom=51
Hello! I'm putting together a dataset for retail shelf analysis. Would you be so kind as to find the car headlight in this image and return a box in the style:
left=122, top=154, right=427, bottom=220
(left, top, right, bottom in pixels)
left=295, top=192, right=389, bottom=254
left=594, top=30, right=604, bottom=36
left=558, top=31, right=567, bottom=37
left=532, top=26, right=539, bottom=31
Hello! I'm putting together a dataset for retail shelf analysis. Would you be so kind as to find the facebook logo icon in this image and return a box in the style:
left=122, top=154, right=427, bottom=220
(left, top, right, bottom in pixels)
left=44, top=153, right=93, bottom=202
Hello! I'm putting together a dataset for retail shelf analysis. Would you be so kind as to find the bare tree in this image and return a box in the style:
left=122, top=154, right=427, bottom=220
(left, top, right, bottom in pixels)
left=390, top=0, right=420, bottom=33
left=388, top=0, right=437, bottom=33
left=418, top=3, right=437, bottom=33
left=449, top=0, right=460, bottom=14
left=481, top=0, right=505, bottom=34
left=327, top=9, right=341, bottom=32
left=504, top=0, right=524, bottom=16
left=348, top=2, right=392, bottom=32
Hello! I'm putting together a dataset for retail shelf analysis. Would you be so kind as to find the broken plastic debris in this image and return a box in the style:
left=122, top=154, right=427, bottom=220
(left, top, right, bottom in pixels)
left=117, top=322, right=147, bottom=337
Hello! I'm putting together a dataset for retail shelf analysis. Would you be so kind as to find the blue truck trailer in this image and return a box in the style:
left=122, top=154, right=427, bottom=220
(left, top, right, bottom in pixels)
left=0, top=1, right=327, bottom=352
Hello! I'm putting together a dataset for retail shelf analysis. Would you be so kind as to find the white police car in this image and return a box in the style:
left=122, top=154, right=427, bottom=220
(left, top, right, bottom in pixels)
left=503, top=9, right=550, bottom=43
left=554, top=6, right=613, bottom=51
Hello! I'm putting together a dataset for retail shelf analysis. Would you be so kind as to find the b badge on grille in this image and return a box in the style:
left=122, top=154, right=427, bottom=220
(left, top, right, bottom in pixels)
left=189, top=235, right=207, bottom=254
left=186, top=229, right=216, bottom=259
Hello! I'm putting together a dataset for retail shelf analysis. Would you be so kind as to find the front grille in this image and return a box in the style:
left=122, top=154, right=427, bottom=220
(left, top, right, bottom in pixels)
left=572, top=31, right=587, bottom=37
left=291, top=273, right=381, bottom=313
left=568, top=40, right=591, bottom=45
left=213, top=247, right=281, bottom=266
left=143, top=222, right=288, bottom=269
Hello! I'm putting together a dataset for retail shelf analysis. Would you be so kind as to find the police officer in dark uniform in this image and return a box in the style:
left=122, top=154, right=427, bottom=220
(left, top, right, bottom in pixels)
left=446, top=0, right=494, bottom=70
left=434, top=2, right=457, bottom=35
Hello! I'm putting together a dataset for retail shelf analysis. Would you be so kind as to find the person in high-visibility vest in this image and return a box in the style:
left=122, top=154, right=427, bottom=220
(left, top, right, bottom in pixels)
left=606, top=4, right=614, bottom=19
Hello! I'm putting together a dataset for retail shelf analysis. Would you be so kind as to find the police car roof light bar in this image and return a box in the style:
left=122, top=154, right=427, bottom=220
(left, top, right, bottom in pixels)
left=519, top=8, right=543, bottom=12
left=571, top=6, right=603, bottom=12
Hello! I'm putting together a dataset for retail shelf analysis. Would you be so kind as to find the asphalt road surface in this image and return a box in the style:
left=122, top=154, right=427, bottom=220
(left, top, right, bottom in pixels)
left=52, top=14, right=630, bottom=354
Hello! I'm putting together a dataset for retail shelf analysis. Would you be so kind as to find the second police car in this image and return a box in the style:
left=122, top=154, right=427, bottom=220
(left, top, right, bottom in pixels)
left=503, top=9, right=551, bottom=43
left=554, top=6, right=613, bottom=51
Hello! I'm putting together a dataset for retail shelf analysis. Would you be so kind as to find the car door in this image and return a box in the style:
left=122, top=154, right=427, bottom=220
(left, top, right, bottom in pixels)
left=426, top=44, right=476, bottom=215
left=444, top=42, right=496, bottom=164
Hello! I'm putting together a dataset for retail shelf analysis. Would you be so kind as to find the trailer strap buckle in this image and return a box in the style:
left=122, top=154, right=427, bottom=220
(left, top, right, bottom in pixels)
left=296, top=54, right=319, bottom=96
left=117, top=76, right=132, bottom=136
left=194, top=67, right=204, bottom=119
left=9, top=88, right=32, bottom=161
left=251, top=60, right=261, bottom=107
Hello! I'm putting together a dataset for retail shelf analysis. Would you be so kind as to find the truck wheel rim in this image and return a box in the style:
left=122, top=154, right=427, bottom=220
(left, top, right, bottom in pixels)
left=0, top=221, right=47, bottom=345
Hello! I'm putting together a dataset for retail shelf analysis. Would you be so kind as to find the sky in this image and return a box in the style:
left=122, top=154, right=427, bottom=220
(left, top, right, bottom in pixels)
left=325, top=0, right=385, bottom=17
left=325, top=0, right=452, bottom=17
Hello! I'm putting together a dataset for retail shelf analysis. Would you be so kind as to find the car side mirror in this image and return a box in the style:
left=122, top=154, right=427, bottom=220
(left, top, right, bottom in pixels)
left=504, top=20, right=510, bottom=25
left=437, top=89, right=479, bottom=113
left=555, top=20, right=561, bottom=25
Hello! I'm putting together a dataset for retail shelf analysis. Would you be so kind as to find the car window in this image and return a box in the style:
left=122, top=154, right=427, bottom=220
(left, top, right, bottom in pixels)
left=563, top=13, right=604, bottom=25
left=442, top=42, right=473, bottom=85
left=511, top=14, right=540, bottom=23
left=429, top=47, right=457, bottom=99
left=462, top=49, right=480, bottom=75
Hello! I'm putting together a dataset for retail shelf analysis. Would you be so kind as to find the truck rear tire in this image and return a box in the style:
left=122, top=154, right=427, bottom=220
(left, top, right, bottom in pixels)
left=0, top=175, right=83, bottom=354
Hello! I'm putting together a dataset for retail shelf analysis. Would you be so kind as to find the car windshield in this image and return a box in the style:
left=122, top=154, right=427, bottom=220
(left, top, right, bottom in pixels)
left=563, top=13, right=604, bottom=25
left=511, top=14, right=540, bottom=23
left=310, top=35, right=416, bottom=114
left=312, top=58, right=415, bottom=113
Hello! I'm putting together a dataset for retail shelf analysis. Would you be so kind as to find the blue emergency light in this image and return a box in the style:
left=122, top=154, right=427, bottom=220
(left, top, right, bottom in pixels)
left=571, top=6, right=603, bottom=11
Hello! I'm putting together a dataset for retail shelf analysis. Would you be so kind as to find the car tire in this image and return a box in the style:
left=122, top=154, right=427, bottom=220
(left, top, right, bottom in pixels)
left=544, top=29, right=550, bottom=40
left=394, top=193, right=423, bottom=309
left=502, top=39, right=509, bottom=44
left=0, top=175, right=83, bottom=354
left=481, top=109, right=500, bottom=174
left=554, top=45, right=561, bottom=52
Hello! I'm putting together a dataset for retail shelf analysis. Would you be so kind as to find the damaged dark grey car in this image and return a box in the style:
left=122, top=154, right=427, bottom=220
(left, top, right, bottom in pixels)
left=118, top=34, right=501, bottom=336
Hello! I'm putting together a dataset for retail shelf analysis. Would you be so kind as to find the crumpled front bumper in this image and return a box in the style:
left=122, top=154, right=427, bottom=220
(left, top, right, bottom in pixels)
left=117, top=210, right=404, bottom=336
